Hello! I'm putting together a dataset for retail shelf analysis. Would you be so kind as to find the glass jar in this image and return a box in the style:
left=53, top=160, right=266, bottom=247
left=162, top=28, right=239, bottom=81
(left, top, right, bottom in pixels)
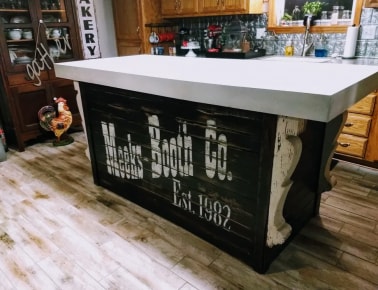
left=292, top=5, right=301, bottom=21
left=333, top=6, right=344, bottom=19
left=342, top=10, right=351, bottom=19
left=321, top=11, right=330, bottom=26
left=331, top=6, right=342, bottom=24
left=263, top=31, right=277, bottom=55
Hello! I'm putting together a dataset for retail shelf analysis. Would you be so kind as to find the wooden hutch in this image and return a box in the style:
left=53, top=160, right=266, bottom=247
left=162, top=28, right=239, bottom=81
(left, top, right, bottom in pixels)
left=0, top=0, right=83, bottom=151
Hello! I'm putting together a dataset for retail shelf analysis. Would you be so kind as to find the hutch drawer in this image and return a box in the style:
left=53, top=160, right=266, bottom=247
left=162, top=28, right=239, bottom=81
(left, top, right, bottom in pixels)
left=336, top=133, right=368, bottom=158
left=342, top=113, right=372, bottom=137
left=348, top=93, right=376, bottom=115
left=335, top=91, right=378, bottom=166
left=7, top=72, right=49, bottom=86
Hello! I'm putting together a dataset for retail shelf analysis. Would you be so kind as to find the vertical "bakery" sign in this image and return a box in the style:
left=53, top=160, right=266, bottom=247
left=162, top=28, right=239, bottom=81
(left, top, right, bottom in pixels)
left=75, top=0, right=101, bottom=58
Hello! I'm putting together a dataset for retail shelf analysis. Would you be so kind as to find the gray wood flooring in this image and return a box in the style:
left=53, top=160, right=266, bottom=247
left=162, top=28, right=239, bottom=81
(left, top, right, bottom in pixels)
left=0, top=132, right=377, bottom=290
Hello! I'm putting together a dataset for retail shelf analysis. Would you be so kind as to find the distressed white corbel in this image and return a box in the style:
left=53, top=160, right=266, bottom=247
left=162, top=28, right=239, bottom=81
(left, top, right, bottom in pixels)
left=266, top=116, right=306, bottom=247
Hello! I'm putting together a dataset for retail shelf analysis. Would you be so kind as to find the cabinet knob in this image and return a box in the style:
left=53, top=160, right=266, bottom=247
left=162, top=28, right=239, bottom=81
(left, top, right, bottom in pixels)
left=344, top=122, right=354, bottom=127
left=338, top=142, right=350, bottom=147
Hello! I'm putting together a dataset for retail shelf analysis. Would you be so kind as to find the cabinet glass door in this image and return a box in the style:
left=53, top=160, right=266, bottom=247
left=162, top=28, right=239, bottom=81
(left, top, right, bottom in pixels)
left=1, top=0, right=34, bottom=68
left=0, top=0, right=76, bottom=72
left=41, top=0, right=67, bottom=22
left=41, top=0, right=73, bottom=62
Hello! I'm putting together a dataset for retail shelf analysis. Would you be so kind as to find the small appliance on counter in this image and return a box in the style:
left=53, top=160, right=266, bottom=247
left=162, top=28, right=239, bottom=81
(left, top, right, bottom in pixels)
left=205, top=16, right=266, bottom=59
left=222, top=16, right=247, bottom=53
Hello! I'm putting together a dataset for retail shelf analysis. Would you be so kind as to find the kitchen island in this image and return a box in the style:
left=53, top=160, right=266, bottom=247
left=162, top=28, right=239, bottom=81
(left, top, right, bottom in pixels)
left=54, top=55, right=378, bottom=273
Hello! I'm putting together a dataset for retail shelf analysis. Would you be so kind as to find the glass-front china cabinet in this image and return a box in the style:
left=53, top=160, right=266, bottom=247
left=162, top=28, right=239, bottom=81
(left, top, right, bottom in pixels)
left=0, top=0, right=82, bottom=151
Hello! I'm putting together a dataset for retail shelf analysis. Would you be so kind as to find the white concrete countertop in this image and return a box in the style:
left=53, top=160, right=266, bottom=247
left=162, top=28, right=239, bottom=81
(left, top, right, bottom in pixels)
left=54, top=55, right=378, bottom=122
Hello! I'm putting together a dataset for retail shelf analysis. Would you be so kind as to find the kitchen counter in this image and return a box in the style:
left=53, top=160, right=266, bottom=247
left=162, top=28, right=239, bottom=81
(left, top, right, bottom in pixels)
left=54, top=55, right=378, bottom=122
left=54, top=55, right=378, bottom=273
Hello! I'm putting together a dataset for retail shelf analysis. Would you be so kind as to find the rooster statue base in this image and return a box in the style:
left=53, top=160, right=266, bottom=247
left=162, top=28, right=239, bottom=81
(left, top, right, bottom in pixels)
left=38, top=97, right=74, bottom=147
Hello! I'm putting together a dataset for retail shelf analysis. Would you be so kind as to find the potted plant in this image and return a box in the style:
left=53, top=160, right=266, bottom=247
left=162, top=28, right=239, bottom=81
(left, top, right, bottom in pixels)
left=302, top=1, right=324, bottom=17
left=302, top=1, right=325, bottom=26
left=280, top=12, right=293, bottom=26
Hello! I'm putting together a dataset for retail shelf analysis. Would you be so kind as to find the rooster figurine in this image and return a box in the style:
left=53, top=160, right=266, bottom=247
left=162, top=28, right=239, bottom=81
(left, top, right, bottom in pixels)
left=38, top=97, right=74, bottom=146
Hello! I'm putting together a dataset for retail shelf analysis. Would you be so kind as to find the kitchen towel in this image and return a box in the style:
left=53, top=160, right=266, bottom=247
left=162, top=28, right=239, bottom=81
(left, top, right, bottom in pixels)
left=343, top=25, right=359, bottom=58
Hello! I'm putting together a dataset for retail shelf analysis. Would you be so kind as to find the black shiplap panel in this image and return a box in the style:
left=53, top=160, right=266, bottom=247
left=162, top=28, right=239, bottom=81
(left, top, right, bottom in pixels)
left=80, top=82, right=280, bottom=272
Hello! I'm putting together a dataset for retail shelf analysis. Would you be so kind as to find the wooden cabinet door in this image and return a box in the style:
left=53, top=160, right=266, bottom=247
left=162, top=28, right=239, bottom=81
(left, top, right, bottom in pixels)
left=365, top=0, right=378, bottom=7
left=112, top=0, right=142, bottom=55
left=11, top=84, right=49, bottom=135
left=162, top=0, right=198, bottom=16
left=180, top=0, right=199, bottom=14
left=161, top=0, right=180, bottom=15
left=116, top=41, right=142, bottom=56
left=199, top=0, right=221, bottom=13
left=200, top=0, right=247, bottom=13
left=223, top=0, right=248, bottom=12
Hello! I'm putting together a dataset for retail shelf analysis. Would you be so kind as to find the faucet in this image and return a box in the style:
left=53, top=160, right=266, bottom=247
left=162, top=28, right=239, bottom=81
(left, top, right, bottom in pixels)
left=301, top=15, right=314, bottom=57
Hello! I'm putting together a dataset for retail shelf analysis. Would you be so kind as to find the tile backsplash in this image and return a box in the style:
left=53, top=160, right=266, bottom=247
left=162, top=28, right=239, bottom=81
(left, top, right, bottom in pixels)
left=175, top=8, right=378, bottom=58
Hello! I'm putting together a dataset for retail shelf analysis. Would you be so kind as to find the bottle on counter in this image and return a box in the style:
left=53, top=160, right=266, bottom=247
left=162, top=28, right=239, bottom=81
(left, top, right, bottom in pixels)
left=315, top=34, right=328, bottom=57
left=284, top=39, right=294, bottom=56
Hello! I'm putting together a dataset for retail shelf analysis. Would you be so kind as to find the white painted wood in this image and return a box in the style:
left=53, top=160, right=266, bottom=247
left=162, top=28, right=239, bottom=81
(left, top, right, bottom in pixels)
left=54, top=55, right=378, bottom=122
left=267, top=116, right=306, bottom=247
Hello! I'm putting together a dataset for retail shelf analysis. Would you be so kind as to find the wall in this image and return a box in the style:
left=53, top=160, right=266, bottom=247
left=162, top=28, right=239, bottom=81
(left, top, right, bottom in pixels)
left=93, top=0, right=117, bottom=58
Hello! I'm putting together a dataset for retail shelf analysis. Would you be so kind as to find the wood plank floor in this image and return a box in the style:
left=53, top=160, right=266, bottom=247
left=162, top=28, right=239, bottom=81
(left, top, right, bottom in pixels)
left=0, top=131, right=377, bottom=290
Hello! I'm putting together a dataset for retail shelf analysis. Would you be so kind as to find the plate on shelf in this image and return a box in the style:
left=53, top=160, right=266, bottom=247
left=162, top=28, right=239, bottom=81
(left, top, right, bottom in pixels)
left=43, top=15, right=58, bottom=23
left=10, top=16, right=30, bottom=24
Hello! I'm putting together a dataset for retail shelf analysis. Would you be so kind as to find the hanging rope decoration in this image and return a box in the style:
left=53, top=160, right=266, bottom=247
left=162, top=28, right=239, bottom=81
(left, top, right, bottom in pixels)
left=26, top=20, right=72, bottom=87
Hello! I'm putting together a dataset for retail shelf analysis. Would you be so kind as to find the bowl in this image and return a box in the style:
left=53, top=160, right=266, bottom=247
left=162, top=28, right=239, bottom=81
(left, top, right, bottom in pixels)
left=22, top=30, right=33, bottom=39
left=8, top=29, right=22, bottom=40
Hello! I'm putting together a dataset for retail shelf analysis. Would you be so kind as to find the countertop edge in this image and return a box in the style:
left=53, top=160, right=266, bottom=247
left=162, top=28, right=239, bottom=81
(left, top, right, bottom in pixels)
left=54, top=57, right=378, bottom=123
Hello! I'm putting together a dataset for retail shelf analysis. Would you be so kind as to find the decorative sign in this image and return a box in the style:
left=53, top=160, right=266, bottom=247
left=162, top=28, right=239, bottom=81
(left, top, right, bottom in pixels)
left=101, top=116, right=234, bottom=231
left=27, top=37, right=71, bottom=86
left=75, top=0, right=101, bottom=59
left=82, top=86, right=271, bottom=252
left=80, top=83, right=325, bottom=273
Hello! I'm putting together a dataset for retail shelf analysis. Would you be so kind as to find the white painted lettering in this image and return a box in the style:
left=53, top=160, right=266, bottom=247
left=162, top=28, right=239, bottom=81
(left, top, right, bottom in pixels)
left=205, top=120, right=232, bottom=181
left=101, top=121, right=143, bottom=179
left=75, top=0, right=101, bottom=58
left=172, top=179, right=193, bottom=213
left=83, top=19, right=94, bottom=30
left=81, top=6, right=92, bottom=17
left=148, top=115, right=193, bottom=179
left=87, top=46, right=97, bottom=55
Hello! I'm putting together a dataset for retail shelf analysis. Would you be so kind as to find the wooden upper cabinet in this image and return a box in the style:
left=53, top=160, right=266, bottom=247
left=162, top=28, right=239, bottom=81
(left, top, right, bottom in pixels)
left=200, top=0, right=246, bottom=13
left=162, top=0, right=262, bottom=17
left=112, top=0, right=163, bottom=56
left=365, top=0, right=378, bottom=7
left=161, top=0, right=198, bottom=16
left=115, top=0, right=140, bottom=41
